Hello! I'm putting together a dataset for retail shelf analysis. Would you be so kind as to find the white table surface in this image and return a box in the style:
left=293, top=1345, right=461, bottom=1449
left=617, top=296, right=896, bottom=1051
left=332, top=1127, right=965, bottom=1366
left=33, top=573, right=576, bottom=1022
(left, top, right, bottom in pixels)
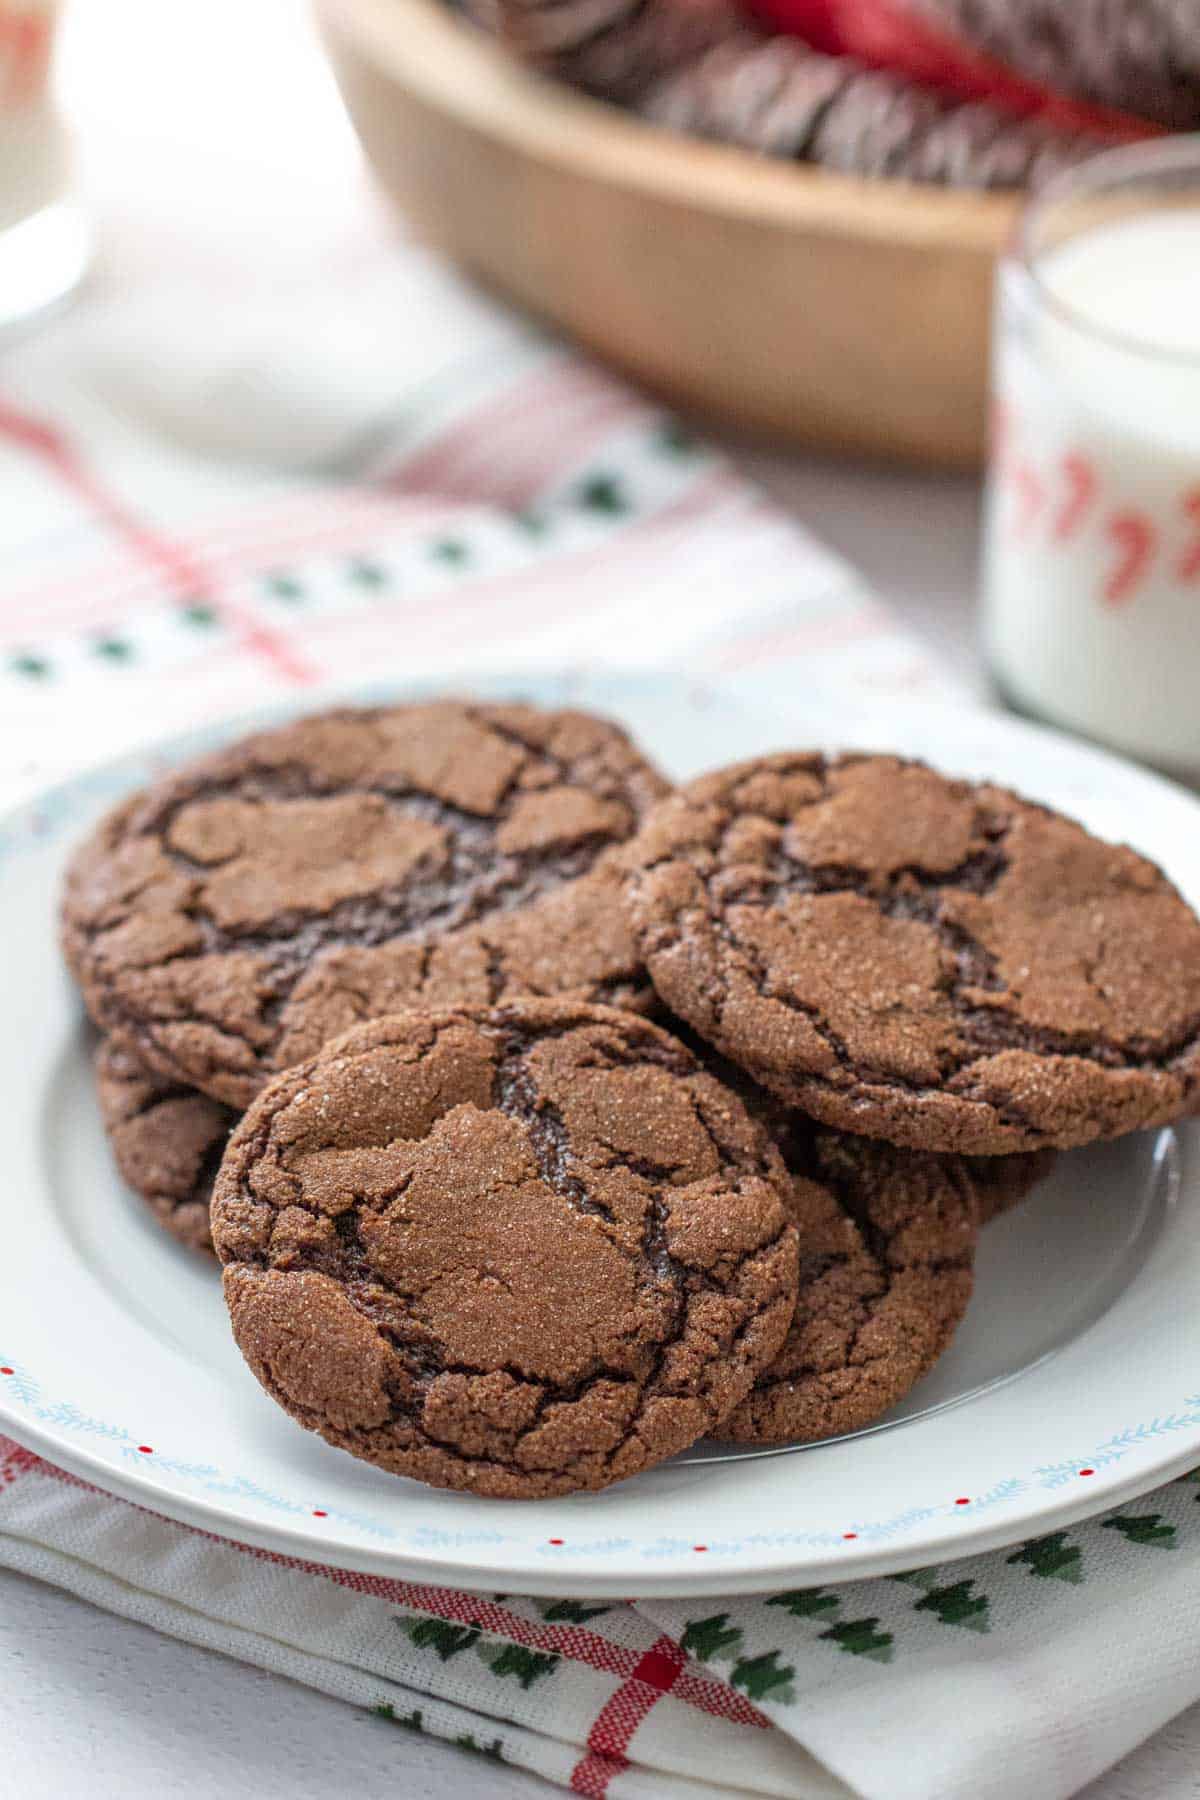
left=2, top=4, right=1196, bottom=1795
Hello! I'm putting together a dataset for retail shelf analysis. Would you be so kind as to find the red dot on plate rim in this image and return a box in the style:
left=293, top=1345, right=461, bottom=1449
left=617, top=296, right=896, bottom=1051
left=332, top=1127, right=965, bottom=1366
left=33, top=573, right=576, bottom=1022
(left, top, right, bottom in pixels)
left=312, top=1509, right=327, bottom=1518
left=1079, top=1467, right=1095, bottom=1477
left=955, top=1496, right=971, bottom=1506
left=137, top=1445, right=153, bottom=1454
left=548, top=1538, right=564, bottom=1546
left=693, top=1545, right=708, bottom=1553
left=0, top=1368, right=12, bottom=1377
left=843, top=1532, right=857, bottom=1540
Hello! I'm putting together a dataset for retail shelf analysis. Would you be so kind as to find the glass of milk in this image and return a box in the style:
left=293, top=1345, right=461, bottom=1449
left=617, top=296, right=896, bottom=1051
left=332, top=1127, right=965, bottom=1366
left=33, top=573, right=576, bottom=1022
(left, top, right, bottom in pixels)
left=982, top=137, right=1200, bottom=777
left=0, top=0, right=87, bottom=333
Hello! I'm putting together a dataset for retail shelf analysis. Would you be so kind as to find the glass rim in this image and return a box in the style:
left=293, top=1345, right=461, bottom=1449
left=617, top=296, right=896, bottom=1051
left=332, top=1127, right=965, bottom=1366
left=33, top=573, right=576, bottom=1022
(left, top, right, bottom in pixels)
left=1014, top=132, right=1200, bottom=369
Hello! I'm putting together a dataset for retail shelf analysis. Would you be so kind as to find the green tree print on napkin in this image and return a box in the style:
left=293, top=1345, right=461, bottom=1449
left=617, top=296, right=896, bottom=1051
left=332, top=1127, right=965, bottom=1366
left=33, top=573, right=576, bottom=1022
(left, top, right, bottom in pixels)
left=9, top=650, right=50, bottom=678
left=476, top=1642, right=559, bottom=1689
left=1102, top=1513, right=1177, bottom=1549
left=537, top=1599, right=614, bottom=1624
left=895, top=1569, right=990, bottom=1631
left=403, top=1616, right=482, bottom=1661
left=398, top=1614, right=559, bottom=1689
left=730, top=1649, right=796, bottom=1702
left=680, top=1613, right=743, bottom=1663
left=818, top=1617, right=893, bottom=1662
left=264, top=569, right=304, bottom=601
left=575, top=473, right=627, bottom=516
left=374, top=1702, right=424, bottom=1731
left=1007, top=1532, right=1083, bottom=1583
left=765, top=1589, right=841, bottom=1621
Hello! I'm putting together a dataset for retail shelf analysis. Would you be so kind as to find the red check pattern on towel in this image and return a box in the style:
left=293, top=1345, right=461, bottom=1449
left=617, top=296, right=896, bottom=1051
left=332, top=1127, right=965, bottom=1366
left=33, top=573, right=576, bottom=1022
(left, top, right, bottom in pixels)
left=0, top=1438, right=794, bottom=1800
left=0, top=249, right=935, bottom=811
left=7, top=1427, right=1200, bottom=1800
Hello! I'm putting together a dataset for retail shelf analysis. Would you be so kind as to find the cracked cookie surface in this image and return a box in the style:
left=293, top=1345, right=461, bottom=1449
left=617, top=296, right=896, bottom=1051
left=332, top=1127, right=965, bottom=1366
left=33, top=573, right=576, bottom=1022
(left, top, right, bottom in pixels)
left=210, top=1000, right=799, bottom=1498
left=718, top=1120, right=977, bottom=1444
left=62, top=701, right=668, bottom=1109
left=96, top=1038, right=232, bottom=1255
left=621, top=753, right=1200, bottom=1153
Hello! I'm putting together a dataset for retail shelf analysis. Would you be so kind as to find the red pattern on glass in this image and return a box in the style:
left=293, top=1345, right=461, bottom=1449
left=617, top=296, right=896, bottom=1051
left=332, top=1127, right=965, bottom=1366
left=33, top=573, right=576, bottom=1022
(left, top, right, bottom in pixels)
left=1053, top=452, right=1098, bottom=542
left=1177, top=489, right=1200, bottom=584
left=1104, top=512, right=1158, bottom=607
left=0, top=8, right=53, bottom=107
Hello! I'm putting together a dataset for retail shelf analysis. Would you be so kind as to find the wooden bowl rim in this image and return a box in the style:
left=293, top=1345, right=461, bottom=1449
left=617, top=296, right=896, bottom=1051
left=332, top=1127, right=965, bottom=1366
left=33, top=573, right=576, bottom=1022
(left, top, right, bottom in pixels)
left=318, top=0, right=1023, bottom=254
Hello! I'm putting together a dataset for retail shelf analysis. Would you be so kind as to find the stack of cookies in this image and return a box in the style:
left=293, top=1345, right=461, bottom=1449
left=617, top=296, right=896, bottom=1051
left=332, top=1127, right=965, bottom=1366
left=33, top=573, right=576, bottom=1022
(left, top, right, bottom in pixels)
left=61, top=701, right=1200, bottom=1498
left=465, top=0, right=1200, bottom=186
left=462, top=0, right=1118, bottom=189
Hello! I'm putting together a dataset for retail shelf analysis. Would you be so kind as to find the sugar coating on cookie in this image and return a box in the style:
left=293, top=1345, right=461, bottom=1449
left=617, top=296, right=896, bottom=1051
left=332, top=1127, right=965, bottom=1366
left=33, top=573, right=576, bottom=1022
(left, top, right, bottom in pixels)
left=718, top=1124, right=977, bottom=1445
left=95, top=1038, right=232, bottom=1255
left=211, top=1001, right=799, bottom=1498
left=621, top=752, right=1200, bottom=1153
left=62, top=701, right=668, bottom=1109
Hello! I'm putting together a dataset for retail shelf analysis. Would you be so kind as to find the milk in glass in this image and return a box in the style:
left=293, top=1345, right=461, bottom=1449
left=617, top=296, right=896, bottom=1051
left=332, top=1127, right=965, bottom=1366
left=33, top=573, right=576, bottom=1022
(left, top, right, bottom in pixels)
left=983, top=150, right=1200, bottom=775
left=0, top=0, right=86, bottom=330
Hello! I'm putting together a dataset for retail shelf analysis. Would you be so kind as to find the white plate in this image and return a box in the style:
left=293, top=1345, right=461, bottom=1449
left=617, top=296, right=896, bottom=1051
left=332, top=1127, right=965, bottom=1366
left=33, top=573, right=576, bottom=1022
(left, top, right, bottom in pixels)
left=4, top=669, right=1200, bottom=1598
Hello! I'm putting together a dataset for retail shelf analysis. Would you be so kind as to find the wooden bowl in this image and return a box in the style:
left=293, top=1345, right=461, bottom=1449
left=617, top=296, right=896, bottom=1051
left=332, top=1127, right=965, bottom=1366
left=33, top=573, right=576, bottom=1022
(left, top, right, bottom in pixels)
left=317, top=0, right=1021, bottom=466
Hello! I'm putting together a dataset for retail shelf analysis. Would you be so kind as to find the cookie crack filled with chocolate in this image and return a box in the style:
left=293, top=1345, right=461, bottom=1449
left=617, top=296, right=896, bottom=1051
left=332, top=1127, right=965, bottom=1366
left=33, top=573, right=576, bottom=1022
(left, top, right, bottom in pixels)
left=62, top=701, right=669, bottom=1108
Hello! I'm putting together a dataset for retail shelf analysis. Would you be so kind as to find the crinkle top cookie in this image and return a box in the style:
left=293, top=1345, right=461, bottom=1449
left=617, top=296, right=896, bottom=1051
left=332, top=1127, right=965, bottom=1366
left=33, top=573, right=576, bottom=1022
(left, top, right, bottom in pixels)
left=621, top=752, right=1200, bottom=1153
left=211, top=1001, right=799, bottom=1498
left=63, top=701, right=668, bottom=1108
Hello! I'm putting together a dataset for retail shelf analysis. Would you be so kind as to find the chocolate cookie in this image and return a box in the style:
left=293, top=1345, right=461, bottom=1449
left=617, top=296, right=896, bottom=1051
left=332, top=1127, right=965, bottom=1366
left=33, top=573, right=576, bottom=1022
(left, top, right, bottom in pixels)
left=95, top=1038, right=232, bottom=1254
left=966, top=1148, right=1058, bottom=1225
left=470, top=0, right=743, bottom=105
left=211, top=1001, right=799, bottom=1498
left=642, top=35, right=1095, bottom=190
left=622, top=753, right=1200, bottom=1154
left=271, top=853, right=648, bottom=1071
left=915, top=0, right=1200, bottom=133
left=62, top=701, right=668, bottom=1109
left=718, top=1123, right=977, bottom=1444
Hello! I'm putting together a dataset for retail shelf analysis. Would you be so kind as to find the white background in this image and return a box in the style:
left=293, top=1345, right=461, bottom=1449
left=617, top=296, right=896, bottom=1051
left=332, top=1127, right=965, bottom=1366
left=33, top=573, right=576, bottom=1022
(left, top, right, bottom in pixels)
left=1, top=3, right=1195, bottom=1795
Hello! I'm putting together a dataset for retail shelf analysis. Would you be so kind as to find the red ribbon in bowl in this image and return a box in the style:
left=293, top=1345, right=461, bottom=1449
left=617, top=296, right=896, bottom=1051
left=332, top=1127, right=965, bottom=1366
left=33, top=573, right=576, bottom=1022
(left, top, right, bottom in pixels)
left=742, top=0, right=1165, bottom=140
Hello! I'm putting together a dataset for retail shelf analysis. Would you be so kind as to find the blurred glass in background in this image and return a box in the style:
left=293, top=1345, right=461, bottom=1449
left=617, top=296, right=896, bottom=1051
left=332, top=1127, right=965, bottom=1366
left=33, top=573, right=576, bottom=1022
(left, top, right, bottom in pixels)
left=982, top=137, right=1200, bottom=778
left=0, top=0, right=86, bottom=332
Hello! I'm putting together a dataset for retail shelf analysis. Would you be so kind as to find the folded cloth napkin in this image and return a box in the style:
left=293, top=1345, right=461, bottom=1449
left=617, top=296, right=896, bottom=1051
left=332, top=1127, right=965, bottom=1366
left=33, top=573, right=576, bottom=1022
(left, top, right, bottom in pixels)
left=1, top=235, right=1196, bottom=1800
left=3, top=1440, right=1200, bottom=1799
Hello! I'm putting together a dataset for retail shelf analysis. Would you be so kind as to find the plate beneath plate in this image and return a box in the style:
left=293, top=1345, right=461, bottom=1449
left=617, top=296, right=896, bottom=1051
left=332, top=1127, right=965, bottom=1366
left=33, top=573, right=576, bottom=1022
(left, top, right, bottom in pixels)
left=4, top=668, right=1200, bottom=1596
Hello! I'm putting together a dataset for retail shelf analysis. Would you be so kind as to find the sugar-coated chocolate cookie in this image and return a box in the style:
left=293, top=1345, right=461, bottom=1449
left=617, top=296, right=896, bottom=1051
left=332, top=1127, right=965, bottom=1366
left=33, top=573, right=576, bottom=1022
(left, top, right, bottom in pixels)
left=643, top=35, right=1095, bottom=190
left=622, top=753, right=1200, bottom=1153
left=270, top=854, right=649, bottom=1071
left=916, top=0, right=1200, bottom=133
left=63, top=701, right=668, bottom=1109
left=95, top=1038, right=232, bottom=1255
left=967, top=1149, right=1058, bottom=1225
left=468, top=0, right=742, bottom=105
left=211, top=1001, right=799, bottom=1498
left=717, top=1122, right=977, bottom=1444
